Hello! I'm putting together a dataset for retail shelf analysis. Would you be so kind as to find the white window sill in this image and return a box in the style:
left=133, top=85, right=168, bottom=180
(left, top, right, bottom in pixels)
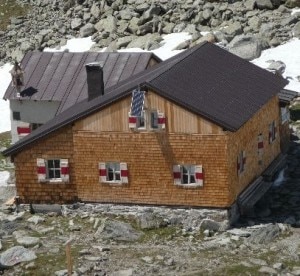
left=175, top=183, right=202, bottom=188
left=40, top=179, right=68, bottom=184
left=101, top=181, right=126, bottom=186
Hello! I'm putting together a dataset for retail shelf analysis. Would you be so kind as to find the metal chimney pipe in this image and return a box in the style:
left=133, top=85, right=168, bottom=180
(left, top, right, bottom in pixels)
left=85, top=62, right=104, bottom=101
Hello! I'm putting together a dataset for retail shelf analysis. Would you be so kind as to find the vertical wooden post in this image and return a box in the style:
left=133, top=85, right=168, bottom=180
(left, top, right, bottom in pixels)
left=65, top=238, right=73, bottom=276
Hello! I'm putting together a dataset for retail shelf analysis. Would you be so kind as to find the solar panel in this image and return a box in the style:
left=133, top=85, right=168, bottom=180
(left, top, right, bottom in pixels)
left=130, top=90, right=145, bottom=117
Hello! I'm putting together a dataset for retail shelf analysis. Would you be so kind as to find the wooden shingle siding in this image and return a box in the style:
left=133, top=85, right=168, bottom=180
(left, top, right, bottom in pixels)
left=14, top=126, right=77, bottom=203
left=227, top=95, right=281, bottom=204
left=73, top=132, right=230, bottom=207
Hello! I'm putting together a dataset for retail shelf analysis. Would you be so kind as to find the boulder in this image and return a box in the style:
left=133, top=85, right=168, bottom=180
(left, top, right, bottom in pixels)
left=16, top=237, right=40, bottom=247
left=71, top=18, right=83, bottom=30
left=199, top=219, right=221, bottom=232
left=247, top=224, right=281, bottom=244
left=227, top=34, right=262, bottom=60
left=0, top=246, right=36, bottom=269
left=267, top=60, right=286, bottom=75
left=285, top=0, right=300, bottom=8
left=80, top=23, right=96, bottom=37
left=293, top=22, right=300, bottom=38
left=136, top=213, right=167, bottom=230
left=27, top=215, right=45, bottom=225
left=255, top=0, right=274, bottom=9
left=127, top=33, right=162, bottom=49
left=223, top=22, right=243, bottom=37
left=91, top=3, right=100, bottom=19
left=95, top=220, right=142, bottom=242
left=95, top=16, right=117, bottom=33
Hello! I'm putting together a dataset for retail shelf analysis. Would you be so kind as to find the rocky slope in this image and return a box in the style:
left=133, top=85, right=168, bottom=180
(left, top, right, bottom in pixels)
left=1, top=0, right=300, bottom=65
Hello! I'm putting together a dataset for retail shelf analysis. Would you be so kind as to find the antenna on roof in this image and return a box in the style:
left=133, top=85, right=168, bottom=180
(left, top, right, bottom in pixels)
left=10, top=61, right=24, bottom=98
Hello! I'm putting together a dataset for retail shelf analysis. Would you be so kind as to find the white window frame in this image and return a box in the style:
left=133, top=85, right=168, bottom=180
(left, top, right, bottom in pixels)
left=173, top=164, right=203, bottom=187
left=37, top=158, right=69, bottom=183
left=106, top=162, right=121, bottom=182
left=280, top=106, right=290, bottom=124
left=269, top=121, right=276, bottom=143
left=237, top=151, right=246, bottom=175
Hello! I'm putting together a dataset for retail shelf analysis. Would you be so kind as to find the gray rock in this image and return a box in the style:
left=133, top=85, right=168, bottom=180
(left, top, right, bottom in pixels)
left=95, top=16, right=117, bottom=33
left=95, top=219, right=142, bottom=242
left=293, top=22, right=300, bottom=38
left=136, top=213, right=167, bottom=230
left=247, top=224, right=281, bottom=244
left=116, top=36, right=133, bottom=49
left=228, top=34, right=262, bottom=60
left=199, top=219, right=221, bottom=232
left=80, top=23, right=95, bottom=37
left=71, top=18, right=83, bottom=30
left=55, top=269, right=68, bottom=276
left=259, top=266, right=277, bottom=274
left=141, top=256, right=153, bottom=264
left=111, top=269, right=133, bottom=276
left=27, top=215, right=45, bottom=225
left=285, top=0, right=300, bottom=8
left=255, top=0, right=274, bottom=9
left=267, top=60, right=286, bottom=75
left=17, top=237, right=40, bottom=247
left=91, top=3, right=100, bottom=19
left=227, top=229, right=251, bottom=237
left=0, top=246, right=36, bottom=268
left=127, top=33, right=162, bottom=49
left=273, top=262, right=284, bottom=270
left=224, top=22, right=243, bottom=37
left=249, top=258, right=268, bottom=266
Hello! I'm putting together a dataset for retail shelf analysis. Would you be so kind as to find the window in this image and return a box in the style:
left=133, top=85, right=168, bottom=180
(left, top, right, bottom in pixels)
left=269, top=121, right=277, bottom=143
left=173, top=165, right=203, bottom=186
left=237, top=151, right=246, bottom=175
left=257, top=133, right=264, bottom=156
left=280, top=107, right=290, bottom=124
left=13, top=111, right=21, bottom=121
left=99, top=162, right=128, bottom=184
left=37, top=158, right=69, bottom=183
left=128, top=110, right=165, bottom=130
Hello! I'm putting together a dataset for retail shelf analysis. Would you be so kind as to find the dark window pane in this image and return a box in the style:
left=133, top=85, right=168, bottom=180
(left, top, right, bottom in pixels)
left=49, top=170, right=54, bottom=179
left=13, top=112, right=21, bottom=121
left=54, top=160, right=60, bottom=168
left=108, top=172, right=114, bottom=181
left=182, top=175, right=188, bottom=184
left=48, top=160, right=54, bottom=169
left=182, top=166, right=188, bottom=173
left=54, top=169, right=61, bottom=178
left=190, top=175, right=195, bottom=184
left=115, top=172, right=121, bottom=181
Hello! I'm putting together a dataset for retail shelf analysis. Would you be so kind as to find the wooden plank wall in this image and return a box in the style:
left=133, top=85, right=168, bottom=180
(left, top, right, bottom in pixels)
left=75, top=91, right=223, bottom=135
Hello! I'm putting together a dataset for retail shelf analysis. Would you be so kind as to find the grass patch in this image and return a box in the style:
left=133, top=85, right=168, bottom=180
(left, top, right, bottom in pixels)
left=0, top=0, right=30, bottom=31
left=222, top=264, right=260, bottom=276
left=138, top=226, right=178, bottom=243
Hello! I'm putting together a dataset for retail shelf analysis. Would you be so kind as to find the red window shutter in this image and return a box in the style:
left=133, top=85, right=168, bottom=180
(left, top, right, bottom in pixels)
left=173, top=165, right=182, bottom=185
left=99, top=162, right=106, bottom=182
left=120, top=162, right=128, bottom=184
left=128, top=112, right=137, bottom=129
left=158, top=112, right=166, bottom=129
left=17, top=126, right=31, bottom=137
left=258, top=134, right=264, bottom=155
left=195, top=165, right=204, bottom=186
left=37, top=158, right=46, bottom=182
left=60, top=159, right=69, bottom=182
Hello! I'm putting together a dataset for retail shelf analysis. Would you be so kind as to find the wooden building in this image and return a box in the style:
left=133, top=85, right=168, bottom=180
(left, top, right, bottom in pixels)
left=3, top=42, right=289, bottom=216
left=3, top=51, right=160, bottom=143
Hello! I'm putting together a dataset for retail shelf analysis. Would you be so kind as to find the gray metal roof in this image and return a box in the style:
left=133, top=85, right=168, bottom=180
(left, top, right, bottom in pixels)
left=278, top=89, right=298, bottom=103
left=3, top=42, right=288, bottom=157
left=3, top=51, right=160, bottom=114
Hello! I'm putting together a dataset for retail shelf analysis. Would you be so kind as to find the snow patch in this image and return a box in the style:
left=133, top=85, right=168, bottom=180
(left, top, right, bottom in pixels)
left=44, top=36, right=95, bottom=52
left=0, top=63, right=12, bottom=132
left=252, top=39, right=300, bottom=93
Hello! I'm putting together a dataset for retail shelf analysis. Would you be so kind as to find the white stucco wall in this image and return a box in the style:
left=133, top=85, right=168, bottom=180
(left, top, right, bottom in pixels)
left=10, top=100, right=60, bottom=143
